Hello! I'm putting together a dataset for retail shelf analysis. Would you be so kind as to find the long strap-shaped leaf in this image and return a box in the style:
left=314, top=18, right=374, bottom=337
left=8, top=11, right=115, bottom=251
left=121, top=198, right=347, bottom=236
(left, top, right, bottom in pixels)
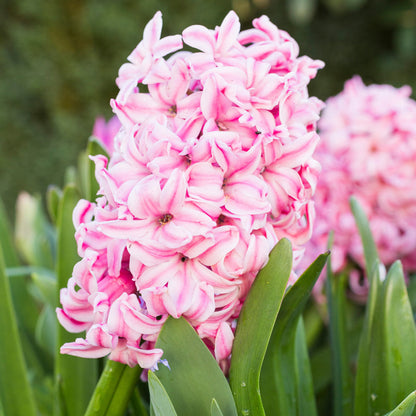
left=0, top=244, right=37, bottom=416
left=85, top=359, right=142, bottom=416
left=349, top=197, right=379, bottom=280
left=229, top=238, right=293, bottom=416
left=0, top=197, right=46, bottom=387
left=355, top=261, right=416, bottom=416
left=148, top=371, right=177, bottom=416
left=326, top=253, right=354, bottom=416
left=384, top=391, right=416, bottom=416
left=261, top=251, right=328, bottom=415
left=154, top=317, right=237, bottom=416
left=352, top=199, right=416, bottom=416
left=54, top=184, right=98, bottom=416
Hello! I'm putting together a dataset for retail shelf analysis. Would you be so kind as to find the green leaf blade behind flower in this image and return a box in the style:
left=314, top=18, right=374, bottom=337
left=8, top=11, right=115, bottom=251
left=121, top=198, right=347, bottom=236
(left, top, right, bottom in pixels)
left=0, top=197, right=45, bottom=375
left=148, top=371, right=178, bottom=416
left=211, top=399, right=225, bottom=416
left=354, top=261, right=416, bottom=416
left=154, top=316, right=237, bottom=416
left=261, top=252, right=328, bottom=416
left=384, top=391, right=416, bottom=416
left=47, top=185, right=63, bottom=225
left=0, top=243, right=37, bottom=416
left=351, top=198, right=416, bottom=416
left=229, top=238, right=293, bottom=416
left=326, top=253, right=354, bottom=416
left=349, top=196, right=379, bottom=280
left=54, top=184, right=98, bottom=416
left=82, top=137, right=109, bottom=202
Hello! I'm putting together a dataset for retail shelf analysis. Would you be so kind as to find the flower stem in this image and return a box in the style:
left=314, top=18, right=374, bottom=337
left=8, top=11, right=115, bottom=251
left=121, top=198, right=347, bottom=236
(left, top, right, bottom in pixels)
left=84, top=359, right=142, bottom=416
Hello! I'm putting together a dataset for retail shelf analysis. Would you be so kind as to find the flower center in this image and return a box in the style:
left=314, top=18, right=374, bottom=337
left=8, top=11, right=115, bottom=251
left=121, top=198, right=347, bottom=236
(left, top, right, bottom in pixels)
left=159, top=213, right=173, bottom=224
left=168, top=105, right=177, bottom=116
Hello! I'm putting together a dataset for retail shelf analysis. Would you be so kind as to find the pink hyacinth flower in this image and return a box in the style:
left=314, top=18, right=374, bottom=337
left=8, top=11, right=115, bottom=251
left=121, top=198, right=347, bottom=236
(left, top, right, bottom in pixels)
left=57, top=10, right=324, bottom=371
left=302, top=76, right=416, bottom=301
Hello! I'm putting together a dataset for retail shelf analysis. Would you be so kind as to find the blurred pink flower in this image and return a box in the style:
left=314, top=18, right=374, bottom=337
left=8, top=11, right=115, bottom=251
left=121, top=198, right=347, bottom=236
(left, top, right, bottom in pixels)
left=57, top=10, right=324, bottom=371
left=92, top=116, right=121, bottom=156
left=302, top=76, right=416, bottom=299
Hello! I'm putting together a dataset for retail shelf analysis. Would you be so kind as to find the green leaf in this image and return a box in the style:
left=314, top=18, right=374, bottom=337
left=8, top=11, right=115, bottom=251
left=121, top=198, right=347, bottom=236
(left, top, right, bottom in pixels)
left=0, top=197, right=20, bottom=267
left=229, top=239, right=293, bottom=416
left=0, top=244, right=37, bottom=416
left=54, top=184, right=98, bottom=416
left=310, top=345, right=332, bottom=393
left=261, top=252, right=328, bottom=416
left=15, top=191, right=55, bottom=268
left=78, top=137, right=109, bottom=201
left=354, top=261, right=416, bottom=416
left=155, top=317, right=237, bottom=416
left=35, top=304, right=57, bottom=357
left=384, top=391, right=416, bottom=416
left=350, top=197, right=379, bottom=280
left=211, top=399, right=225, bottom=416
left=129, top=388, right=150, bottom=416
left=85, top=360, right=141, bottom=416
left=31, top=270, right=57, bottom=306
left=326, top=258, right=354, bottom=416
left=47, top=185, right=63, bottom=225
left=148, top=371, right=178, bottom=416
left=0, top=198, right=41, bottom=365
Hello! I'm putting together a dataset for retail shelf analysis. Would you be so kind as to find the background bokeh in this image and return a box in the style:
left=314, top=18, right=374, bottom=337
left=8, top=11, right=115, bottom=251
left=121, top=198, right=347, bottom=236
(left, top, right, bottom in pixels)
left=1, top=0, right=415, bottom=213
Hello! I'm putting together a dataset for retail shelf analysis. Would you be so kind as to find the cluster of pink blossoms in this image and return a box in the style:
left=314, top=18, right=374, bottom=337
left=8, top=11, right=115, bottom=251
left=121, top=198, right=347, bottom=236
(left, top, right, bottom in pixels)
left=57, top=11, right=324, bottom=371
left=303, top=76, right=416, bottom=298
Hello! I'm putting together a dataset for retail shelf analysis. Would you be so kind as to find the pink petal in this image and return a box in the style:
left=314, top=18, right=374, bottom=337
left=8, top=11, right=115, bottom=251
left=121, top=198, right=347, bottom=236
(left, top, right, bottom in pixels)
left=182, top=25, right=215, bottom=54
left=153, top=35, right=183, bottom=58
left=128, top=177, right=162, bottom=219
left=86, top=324, right=116, bottom=349
left=214, top=322, right=234, bottom=361
left=108, top=339, right=163, bottom=368
left=224, top=174, right=270, bottom=216
left=217, top=11, right=241, bottom=53
left=56, top=309, right=91, bottom=333
left=60, top=338, right=111, bottom=359
left=160, top=169, right=187, bottom=213
left=142, top=11, right=163, bottom=47
left=275, top=132, right=319, bottom=168
left=98, top=219, right=152, bottom=241
left=107, top=294, right=165, bottom=339
left=184, top=282, right=215, bottom=322
left=200, top=75, right=220, bottom=120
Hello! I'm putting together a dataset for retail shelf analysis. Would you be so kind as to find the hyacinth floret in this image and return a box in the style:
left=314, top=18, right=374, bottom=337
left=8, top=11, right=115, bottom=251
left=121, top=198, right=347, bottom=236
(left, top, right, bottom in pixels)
left=57, top=10, right=324, bottom=371
left=303, top=76, right=416, bottom=299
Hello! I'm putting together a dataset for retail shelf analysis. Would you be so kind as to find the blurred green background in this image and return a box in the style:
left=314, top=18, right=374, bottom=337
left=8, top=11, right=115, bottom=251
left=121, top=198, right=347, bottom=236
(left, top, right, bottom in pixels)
left=1, top=0, right=415, bottom=213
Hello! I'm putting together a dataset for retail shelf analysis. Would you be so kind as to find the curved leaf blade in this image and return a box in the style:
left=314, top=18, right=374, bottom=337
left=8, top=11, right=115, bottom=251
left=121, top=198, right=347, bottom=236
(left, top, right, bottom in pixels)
left=350, top=197, right=379, bottom=280
left=0, top=245, right=37, bottom=416
left=326, top=259, right=354, bottom=416
left=229, top=238, right=293, bottom=416
left=211, top=399, right=225, bottom=416
left=54, top=184, right=98, bottom=416
left=155, top=317, right=237, bottom=416
left=384, top=391, right=416, bottom=416
left=148, top=371, right=178, bottom=416
left=354, top=261, right=416, bottom=416
left=261, top=252, right=328, bottom=415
